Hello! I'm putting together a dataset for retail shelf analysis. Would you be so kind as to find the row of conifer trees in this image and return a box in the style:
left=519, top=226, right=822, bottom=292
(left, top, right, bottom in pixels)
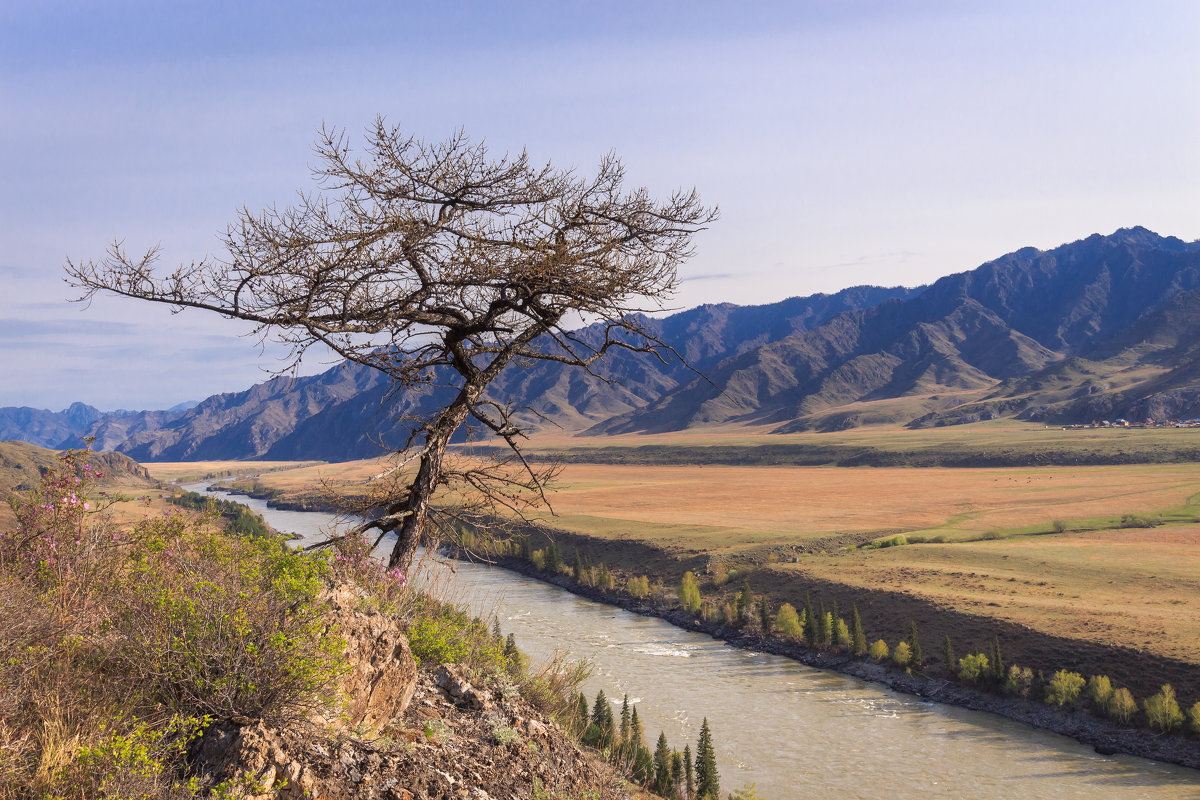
left=499, top=536, right=1200, bottom=738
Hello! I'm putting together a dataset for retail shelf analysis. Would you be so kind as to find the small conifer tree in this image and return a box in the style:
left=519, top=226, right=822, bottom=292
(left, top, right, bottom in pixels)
left=574, top=692, right=590, bottom=735
left=834, top=618, right=849, bottom=650
left=906, top=621, right=922, bottom=669
left=671, top=750, right=684, bottom=797
left=942, top=635, right=955, bottom=675
left=803, top=595, right=819, bottom=644
left=990, top=636, right=1004, bottom=681
left=694, top=718, right=720, bottom=800
left=1187, top=700, right=1200, bottom=734
left=504, top=633, right=525, bottom=675
left=633, top=744, right=654, bottom=785
left=684, top=743, right=695, bottom=798
left=820, top=611, right=833, bottom=648
left=759, top=597, right=772, bottom=634
left=850, top=605, right=867, bottom=656
left=591, top=690, right=615, bottom=748
left=654, top=732, right=673, bottom=795
left=630, top=706, right=646, bottom=751
left=737, top=577, right=753, bottom=626
left=620, top=694, right=631, bottom=746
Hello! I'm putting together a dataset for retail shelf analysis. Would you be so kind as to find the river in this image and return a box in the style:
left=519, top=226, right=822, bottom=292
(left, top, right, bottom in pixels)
left=186, top=484, right=1200, bottom=799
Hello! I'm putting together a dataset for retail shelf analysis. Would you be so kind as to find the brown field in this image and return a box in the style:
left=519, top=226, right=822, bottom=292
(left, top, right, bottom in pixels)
left=526, top=463, right=1200, bottom=551
left=785, top=524, right=1200, bottom=665
left=143, top=460, right=325, bottom=484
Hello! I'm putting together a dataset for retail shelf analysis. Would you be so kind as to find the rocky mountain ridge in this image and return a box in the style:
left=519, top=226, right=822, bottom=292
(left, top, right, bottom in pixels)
left=5, top=227, right=1200, bottom=459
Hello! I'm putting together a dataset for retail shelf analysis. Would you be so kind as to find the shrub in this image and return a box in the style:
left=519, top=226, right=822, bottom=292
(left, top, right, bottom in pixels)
left=1044, top=670, right=1085, bottom=707
left=957, top=653, right=990, bottom=685
left=1087, top=675, right=1114, bottom=711
left=1144, top=684, right=1184, bottom=732
left=403, top=596, right=507, bottom=676
left=1004, top=665, right=1033, bottom=698
left=116, top=512, right=343, bottom=726
left=1107, top=688, right=1138, bottom=724
left=50, top=715, right=208, bottom=800
left=892, top=641, right=912, bottom=669
left=328, top=529, right=408, bottom=614
left=775, top=603, right=802, bottom=639
left=1119, top=513, right=1161, bottom=529
left=1051, top=519, right=1068, bottom=533
left=627, top=575, right=650, bottom=599
left=868, top=640, right=889, bottom=662
left=679, top=571, right=702, bottom=614
left=1188, top=701, right=1200, bottom=734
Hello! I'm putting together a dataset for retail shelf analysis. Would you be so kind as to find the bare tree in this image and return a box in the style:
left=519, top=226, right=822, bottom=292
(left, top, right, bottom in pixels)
left=66, top=118, right=716, bottom=573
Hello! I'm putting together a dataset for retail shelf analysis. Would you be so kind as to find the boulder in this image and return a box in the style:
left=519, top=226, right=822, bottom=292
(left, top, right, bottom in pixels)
left=316, top=585, right=419, bottom=735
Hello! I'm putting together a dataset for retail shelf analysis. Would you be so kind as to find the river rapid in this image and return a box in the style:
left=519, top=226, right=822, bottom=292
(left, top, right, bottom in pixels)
left=185, top=484, right=1200, bottom=799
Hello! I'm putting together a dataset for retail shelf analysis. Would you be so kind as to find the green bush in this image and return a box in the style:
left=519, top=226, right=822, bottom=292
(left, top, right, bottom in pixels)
left=404, top=597, right=507, bottom=675
left=1188, top=700, right=1200, bottom=734
left=868, top=639, right=889, bottom=662
left=117, top=512, right=343, bottom=725
left=1044, top=670, right=1085, bottom=707
left=626, top=575, right=650, bottom=599
left=1119, top=513, right=1161, bottom=529
left=775, top=603, right=803, bottom=639
left=1087, top=675, right=1114, bottom=710
left=957, top=653, right=989, bottom=684
left=891, top=641, right=912, bottom=669
left=1107, top=688, right=1138, bottom=724
left=679, top=571, right=702, bottom=613
left=1003, top=665, right=1033, bottom=697
left=1144, top=684, right=1184, bottom=732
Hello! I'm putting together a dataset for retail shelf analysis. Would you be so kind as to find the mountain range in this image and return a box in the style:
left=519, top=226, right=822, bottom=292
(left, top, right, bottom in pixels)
left=4, top=227, right=1200, bottom=461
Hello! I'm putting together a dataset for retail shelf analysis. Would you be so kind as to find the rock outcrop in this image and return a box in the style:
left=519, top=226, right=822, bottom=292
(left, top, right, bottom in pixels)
left=314, top=585, right=419, bottom=737
left=193, top=583, right=647, bottom=799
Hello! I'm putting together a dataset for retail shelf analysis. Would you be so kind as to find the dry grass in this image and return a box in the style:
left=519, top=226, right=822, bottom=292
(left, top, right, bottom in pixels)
left=142, top=460, right=324, bottom=484
left=521, top=463, right=1200, bottom=552
left=784, top=523, right=1200, bottom=665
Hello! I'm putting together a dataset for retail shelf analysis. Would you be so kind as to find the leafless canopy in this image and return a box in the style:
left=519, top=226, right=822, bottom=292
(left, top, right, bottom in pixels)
left=66, top=118, right=716, bottom=572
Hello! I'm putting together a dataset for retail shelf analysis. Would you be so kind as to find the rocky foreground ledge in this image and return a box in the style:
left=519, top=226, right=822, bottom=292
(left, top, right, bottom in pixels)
left=190, top=585, right=649, bottom=800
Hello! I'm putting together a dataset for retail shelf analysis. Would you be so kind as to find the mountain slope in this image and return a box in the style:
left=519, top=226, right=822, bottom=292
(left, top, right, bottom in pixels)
left=600, top=228, right=1200, bottom=434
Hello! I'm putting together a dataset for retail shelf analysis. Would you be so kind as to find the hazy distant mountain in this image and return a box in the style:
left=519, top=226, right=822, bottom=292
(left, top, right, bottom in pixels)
left=0, top=402, right=108, bottom=449
left=5, top=227, right=1199, bottom=459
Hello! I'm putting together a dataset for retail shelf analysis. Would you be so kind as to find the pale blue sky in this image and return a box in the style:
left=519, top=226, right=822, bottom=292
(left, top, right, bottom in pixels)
left=3, top=1, right=1198, bottom=410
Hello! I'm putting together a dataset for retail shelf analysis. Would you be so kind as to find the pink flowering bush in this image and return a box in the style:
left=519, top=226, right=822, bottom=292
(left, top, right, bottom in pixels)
left=328, top=529, right=408, bottom=613
left=1, top=449, right=120, bottom=622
